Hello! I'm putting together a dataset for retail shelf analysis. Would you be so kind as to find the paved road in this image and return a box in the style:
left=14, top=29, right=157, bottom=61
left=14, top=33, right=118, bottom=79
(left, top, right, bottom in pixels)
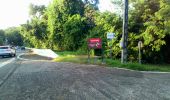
left=0, top=50, right=26, bottom=64
left=0, top=53, right=170, bottom=100
left=0, top=57, right=13, bottom=64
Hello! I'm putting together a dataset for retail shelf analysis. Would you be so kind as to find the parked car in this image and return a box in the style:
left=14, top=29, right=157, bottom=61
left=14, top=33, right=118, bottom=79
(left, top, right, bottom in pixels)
left=21, top=46, right=25, bottom=50
left=0, top=46, right=16, bottom=57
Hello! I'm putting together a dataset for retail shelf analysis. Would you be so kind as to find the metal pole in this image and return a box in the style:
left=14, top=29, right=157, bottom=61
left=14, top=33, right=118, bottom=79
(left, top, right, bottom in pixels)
left=121, top=0, right=129, bottom=63
left=138, top=41, right=142, bottom=64
left=102, top=48, right=104, bottom=64
left=139, top=46, right=141, bottom=64
left=88, top=48, right=90, bottom=63
left=110, top=46, right=112, bottom=59
left=109, top=39, right=112, bottom=59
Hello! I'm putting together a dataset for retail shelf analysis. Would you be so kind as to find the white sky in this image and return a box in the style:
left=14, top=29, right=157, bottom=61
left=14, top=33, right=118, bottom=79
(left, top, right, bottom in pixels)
left=0, top=0, right=114, bottom=29
left=99, top=0, right=115, bottom=12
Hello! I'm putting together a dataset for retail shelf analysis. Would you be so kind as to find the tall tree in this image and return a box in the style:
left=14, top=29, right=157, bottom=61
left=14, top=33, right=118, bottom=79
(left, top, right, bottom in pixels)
left=154, top=0, right=170, bottom=63
left=83, top=0, right=99, bottom=9
left=127, top=0, right=170, bottom=63
left=0, top=30, right=5, bottom=45
left=47, top=0, right=85, bottom=50
left=5, top=27, right=23, bottom=46
left=29, top=4, right=46, bottom=18
left=20, top=4, right=48, bottom=48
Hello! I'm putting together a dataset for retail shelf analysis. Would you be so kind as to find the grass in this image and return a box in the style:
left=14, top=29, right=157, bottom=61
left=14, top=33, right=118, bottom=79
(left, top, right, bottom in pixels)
left=105, top=59, right=170, bottom=72
left=54, top=51, right=170, bottom=72
left=54, top=51, right=79, bottom=56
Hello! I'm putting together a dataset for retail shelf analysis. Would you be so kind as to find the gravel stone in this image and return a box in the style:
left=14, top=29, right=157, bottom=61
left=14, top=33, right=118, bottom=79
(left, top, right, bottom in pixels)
left=0, top=55, right=170, bottom=100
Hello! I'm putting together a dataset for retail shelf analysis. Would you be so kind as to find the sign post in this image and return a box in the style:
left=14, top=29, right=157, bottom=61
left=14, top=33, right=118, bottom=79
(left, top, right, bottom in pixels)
left=107, top=33, right=115, bottom=59
left=88, top=38, right=103, bottom=64
left=88, top=38, right=102, bottom=49
left=138, top=41, right=143, bottom=64
left=88, top=48, right=90, bottom=63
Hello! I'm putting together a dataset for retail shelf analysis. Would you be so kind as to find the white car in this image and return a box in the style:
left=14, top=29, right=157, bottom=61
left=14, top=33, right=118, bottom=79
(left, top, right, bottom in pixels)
left=0, top=46, right=16, bottom=57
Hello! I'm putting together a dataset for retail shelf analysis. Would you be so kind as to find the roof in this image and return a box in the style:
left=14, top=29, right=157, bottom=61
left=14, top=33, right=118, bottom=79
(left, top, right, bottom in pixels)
left=0, top=45, right=11, bottom=47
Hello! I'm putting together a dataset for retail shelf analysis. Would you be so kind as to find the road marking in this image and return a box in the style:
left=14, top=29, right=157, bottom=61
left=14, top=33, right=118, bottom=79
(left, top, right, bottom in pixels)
left=0, top=58, right=15, bottom=68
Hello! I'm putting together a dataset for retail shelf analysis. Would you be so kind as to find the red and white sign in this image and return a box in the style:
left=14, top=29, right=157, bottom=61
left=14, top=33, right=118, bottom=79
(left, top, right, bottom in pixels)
left=88, top=38, right=102, bottom=49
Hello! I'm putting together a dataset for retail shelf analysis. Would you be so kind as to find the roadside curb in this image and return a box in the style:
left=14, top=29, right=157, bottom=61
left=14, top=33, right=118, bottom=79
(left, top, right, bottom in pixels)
left=140, top=71, right=170, bottom=74
left=62, top=62, right=170, bottom=74
left=17, top=53, right=30, bottom=61
left=112, top=67, right=170, bottom=74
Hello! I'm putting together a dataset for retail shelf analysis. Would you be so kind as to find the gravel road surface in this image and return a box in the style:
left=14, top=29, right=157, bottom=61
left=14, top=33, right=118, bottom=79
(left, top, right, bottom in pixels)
left=0, top=54, right=170, bottom=100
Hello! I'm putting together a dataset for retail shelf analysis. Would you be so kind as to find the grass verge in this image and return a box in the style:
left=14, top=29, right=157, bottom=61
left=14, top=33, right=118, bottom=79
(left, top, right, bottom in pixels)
left=54, top=51, right=170, bottom=72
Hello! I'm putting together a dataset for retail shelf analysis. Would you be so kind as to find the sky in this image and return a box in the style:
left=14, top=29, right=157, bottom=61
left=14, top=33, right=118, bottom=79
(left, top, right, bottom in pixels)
left=0, top=0, right=114, bottom=29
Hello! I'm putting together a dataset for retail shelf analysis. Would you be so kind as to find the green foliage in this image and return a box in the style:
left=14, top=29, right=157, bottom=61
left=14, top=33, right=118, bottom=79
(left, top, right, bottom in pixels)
left=0, top=30, right=5, bottom=45
left=126, top=0, right=170, bottom=63
left=20, top=4, right=48, bottom=48
left=29, top=4, right=46, bottom=17
left=0, top=28, right=24, bottom=46
left=83, top=0, right=99, bottom=10
left=87, top=12, right=122, bottom=57
left=55, top=51, right=170, bottom=72
left=62, top=14, right=87, bottom=50
left=46, top=0, right=86, bottom=50
left=5, top=27, right=23, bottom=46
left=19, top=0, right=170, bottom=64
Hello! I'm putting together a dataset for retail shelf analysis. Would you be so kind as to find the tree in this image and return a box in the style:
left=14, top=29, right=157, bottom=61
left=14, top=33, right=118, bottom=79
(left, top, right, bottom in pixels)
left=87, top=12, right=122, bottom=57
left=154, top=0, right=170, bottom=63
left=0, top=30, right=5, bottom=45
left=83, top=0, right=99, bottom=10
left=29, top=4, right=46, bottom=18
left=127, top=0, right=170, bottom=63
left=62, top=14, right=87, bottom=50
left=20, top=4, right=48, bottom=48
left=5, top=27, right=23, bottom=46
left=18, top=0, right=170, bottom=63
left=47, top=0, right=85, bottom=50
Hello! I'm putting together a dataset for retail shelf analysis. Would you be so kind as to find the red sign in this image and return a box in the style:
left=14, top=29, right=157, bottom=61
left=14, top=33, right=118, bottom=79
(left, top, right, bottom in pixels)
left=88, top=38, right=102, bottom=49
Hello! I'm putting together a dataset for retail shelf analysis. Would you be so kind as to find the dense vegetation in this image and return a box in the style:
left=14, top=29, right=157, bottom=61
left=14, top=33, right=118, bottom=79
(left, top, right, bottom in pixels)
left=2, top=0, right=170, bottom=64
left=0, top=28, right=23, bottom=46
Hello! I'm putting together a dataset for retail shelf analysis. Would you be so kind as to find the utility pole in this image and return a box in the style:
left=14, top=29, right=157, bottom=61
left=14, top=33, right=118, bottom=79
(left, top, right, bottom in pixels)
left=121, top=0, right=129, bottom=63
